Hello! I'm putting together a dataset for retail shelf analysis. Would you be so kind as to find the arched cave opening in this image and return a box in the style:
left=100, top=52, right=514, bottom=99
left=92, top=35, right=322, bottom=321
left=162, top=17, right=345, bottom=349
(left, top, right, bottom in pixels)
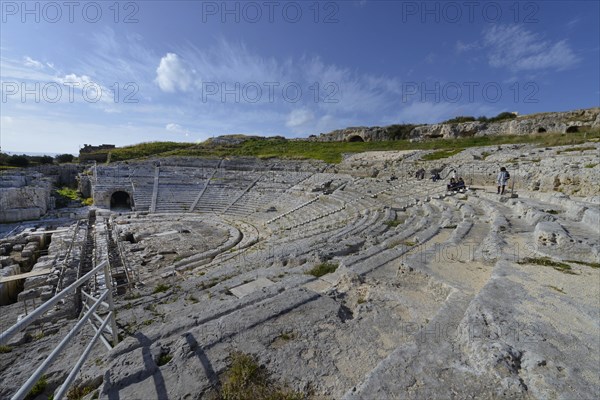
left=348, top=135, right=364, bottom=142
left=537, top=127, right=547, bottom=133
left=566, top=126, right=579, bottom=133
left=110, top=191, right=133, bottom=211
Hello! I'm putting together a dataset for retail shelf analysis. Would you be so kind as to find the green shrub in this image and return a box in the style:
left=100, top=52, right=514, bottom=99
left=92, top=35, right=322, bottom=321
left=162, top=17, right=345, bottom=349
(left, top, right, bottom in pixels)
left=0, top=345, right=12, bottom=353
left=55, top=153, right=75, bottom=163
left=485, top=111, right=518, bottom=123
left=67, top=384, right=95, bottom=400
left=306, top=262, right=338, bottom=277
left=153, top=283, right=171, bottom=294
left=443, top=116, right=476, bottom=124
left=8, top=155, right=29, bottom=167
left=157, top=353, right=173, bottom=366
left=25, top=375, right=47, bottom=399
left=56, top=187, right=81, bottom=201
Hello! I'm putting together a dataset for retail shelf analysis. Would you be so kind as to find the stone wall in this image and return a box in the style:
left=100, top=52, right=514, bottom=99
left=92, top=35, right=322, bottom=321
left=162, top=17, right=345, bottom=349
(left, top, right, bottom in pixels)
left=0, top=171, right=53, bottom=223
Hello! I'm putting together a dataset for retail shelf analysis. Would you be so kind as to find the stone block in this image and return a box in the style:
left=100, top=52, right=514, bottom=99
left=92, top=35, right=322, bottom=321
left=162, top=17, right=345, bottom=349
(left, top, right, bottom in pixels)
left=18, top=288, right=40, bottom=302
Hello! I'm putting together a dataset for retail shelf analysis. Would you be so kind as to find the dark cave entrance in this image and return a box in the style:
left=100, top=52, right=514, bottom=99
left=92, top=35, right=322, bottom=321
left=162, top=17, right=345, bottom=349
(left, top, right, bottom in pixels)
left=566, top=126, right=579, bottom=133
left=348, top=135, right=364, bottom=142
left=110, top=191, right=133, bottom=211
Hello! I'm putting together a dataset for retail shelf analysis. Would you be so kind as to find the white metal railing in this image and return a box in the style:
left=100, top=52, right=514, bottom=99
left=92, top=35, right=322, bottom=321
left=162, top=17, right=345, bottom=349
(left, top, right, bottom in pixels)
left=0, top=260, right=118, bottom=400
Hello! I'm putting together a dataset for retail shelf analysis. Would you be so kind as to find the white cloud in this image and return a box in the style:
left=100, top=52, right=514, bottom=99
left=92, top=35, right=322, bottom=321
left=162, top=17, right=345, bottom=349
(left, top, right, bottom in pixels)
left=158, top=40, right=401, bottom=116
left=286, top=109, right=315, bottom=131
left=58, top=73, right=92, bottom=86
left=165, top=123, right=191, bottom=137
left=455, top=40, right=479, bottom=53
left=155, top=53, right=193, bottom=92
left=566, top=18, right=580, bottom=29
left=23, top=56, right=43, bottom=69
left=166, top=123, right=183, bottom=131
left=483, top=25, right=579, bottom=72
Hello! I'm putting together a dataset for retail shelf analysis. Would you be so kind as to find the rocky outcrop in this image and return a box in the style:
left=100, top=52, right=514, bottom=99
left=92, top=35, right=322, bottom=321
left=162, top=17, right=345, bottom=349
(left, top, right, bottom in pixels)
left=314, top=126, right=391, bottom=142
left=316, top=107, right=600, bottom=142
left=412, top=107, right=600, bottom=140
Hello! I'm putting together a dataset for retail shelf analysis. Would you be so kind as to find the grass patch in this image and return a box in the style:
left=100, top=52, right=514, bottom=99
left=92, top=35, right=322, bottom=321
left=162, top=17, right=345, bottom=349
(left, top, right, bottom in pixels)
left=403, top=241, right=417, bottom=247
left=67, top=384, right=95, bottom=400
left=544, top=209, right=561, bottom=215
left=565, top=260, right=600, bottom=269
left=548, top=285, right=565, bottom=294
left=278, top=332, right=295, bottom=341
left=518, top=257, right=577, bottom=274
left=95, top=130, right=600, bottom=164
left=306, top=262, right=338, bottom=277
left=420, top=148, right=464, bottom=161
left=107, top=141, right=195, bottom=162
left=385, top=220, right=401, bottom=227
left=556, top=145, right=597, bottom=154
left=157, top=353, right=173, bottom=366
left=187, top=295, right=199, bottom=303
left=218, top=352, right=304, bottom=400
left=0, top=345, right=12, bottom=353
left=153, top=283, right=171, bottom=294
left=480, top=151, right=491, bottom=160
left=25, top=375, right=47, bottom=400
left=584, top=163, right=597, bottom=168
left=82, top=197, right=94, bottom=206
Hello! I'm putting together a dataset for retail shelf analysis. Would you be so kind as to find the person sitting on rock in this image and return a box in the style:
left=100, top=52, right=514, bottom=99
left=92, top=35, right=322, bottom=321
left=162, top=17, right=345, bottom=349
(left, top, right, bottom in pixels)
left=455, top=177, right=466, bottom=190
left=447, top=178, right=457, bottom=191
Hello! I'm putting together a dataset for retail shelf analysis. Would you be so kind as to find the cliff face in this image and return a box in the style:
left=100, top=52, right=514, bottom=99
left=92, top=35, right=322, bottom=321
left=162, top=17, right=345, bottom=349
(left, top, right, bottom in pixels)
left=316, top=107, right=600, bottom=142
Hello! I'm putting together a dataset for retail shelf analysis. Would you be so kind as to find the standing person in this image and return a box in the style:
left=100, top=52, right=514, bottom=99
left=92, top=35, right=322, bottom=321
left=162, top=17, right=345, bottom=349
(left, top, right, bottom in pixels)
left=497, top=167, right=510, bottom=194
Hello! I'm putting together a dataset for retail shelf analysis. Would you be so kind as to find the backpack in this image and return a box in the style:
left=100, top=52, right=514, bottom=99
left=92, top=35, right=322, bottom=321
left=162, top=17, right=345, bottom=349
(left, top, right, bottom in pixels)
left=505, top=171, right=510, bottom=179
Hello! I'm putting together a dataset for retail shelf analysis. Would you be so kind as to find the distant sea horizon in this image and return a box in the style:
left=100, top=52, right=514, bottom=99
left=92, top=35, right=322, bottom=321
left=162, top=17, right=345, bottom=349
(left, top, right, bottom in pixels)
left=2, top=150, right=76, bottom=157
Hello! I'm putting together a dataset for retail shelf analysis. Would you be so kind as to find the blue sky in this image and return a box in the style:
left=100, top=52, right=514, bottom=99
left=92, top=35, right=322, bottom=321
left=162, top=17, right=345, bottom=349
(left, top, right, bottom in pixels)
left=1, top=0, right=598, bottom=154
